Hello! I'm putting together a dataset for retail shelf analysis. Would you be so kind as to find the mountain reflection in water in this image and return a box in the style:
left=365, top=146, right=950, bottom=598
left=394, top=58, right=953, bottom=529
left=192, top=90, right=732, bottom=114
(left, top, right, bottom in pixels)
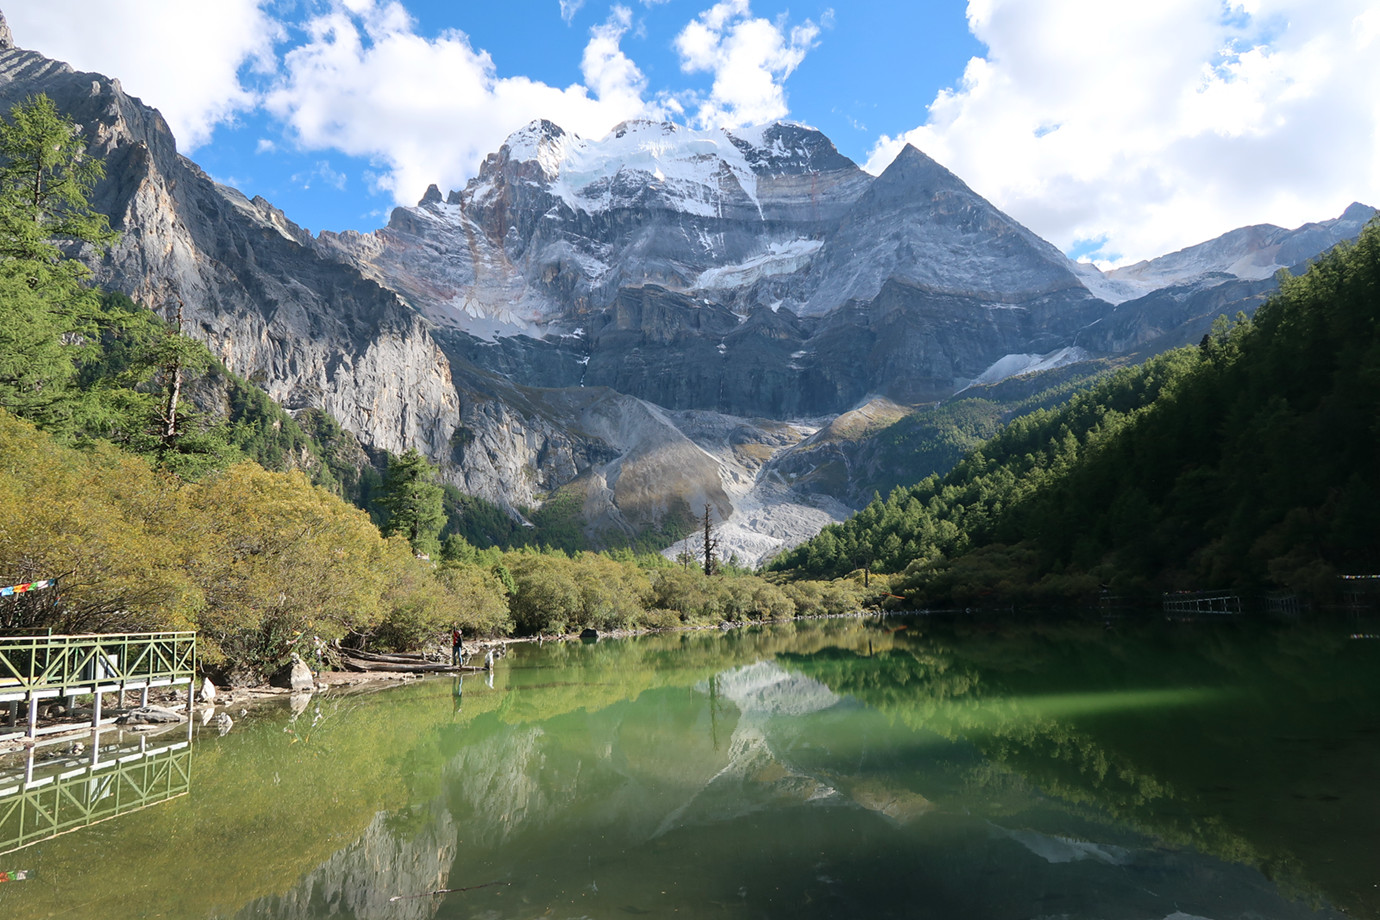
left=1, top=616, right=1376, bottom=920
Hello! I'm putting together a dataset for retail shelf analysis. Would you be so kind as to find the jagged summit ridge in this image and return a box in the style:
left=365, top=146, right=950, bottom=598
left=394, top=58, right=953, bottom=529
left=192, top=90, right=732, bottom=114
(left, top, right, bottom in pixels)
left=315, top=117, right=874, bottom=337
left=471, top=118, right=860, bottom=210
left=465, top=118, right=856, bottom=222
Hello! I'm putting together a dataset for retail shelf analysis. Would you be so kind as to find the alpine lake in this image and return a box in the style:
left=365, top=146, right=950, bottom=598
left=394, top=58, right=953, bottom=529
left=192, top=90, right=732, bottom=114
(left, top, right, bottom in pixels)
left=2, top=613, right=1379, bottom=920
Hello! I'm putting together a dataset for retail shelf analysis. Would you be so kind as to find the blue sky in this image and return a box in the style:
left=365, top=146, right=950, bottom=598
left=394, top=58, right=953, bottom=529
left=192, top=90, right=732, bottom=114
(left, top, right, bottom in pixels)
left=7, top=0, right=1379, bottom=266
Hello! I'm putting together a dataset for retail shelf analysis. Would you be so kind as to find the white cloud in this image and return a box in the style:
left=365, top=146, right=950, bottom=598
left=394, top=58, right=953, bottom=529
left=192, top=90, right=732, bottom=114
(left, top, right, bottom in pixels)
left=581, top=6, right=648, bottom=114
left=4, top=0, right=279, bottom=151
left=264, top=1, right=654, bottom=205
left=673, top=0, right=824, bottom=129
left=559, top=0, right=586, bottom=25
left=866, top=0, right=1380, bottom=266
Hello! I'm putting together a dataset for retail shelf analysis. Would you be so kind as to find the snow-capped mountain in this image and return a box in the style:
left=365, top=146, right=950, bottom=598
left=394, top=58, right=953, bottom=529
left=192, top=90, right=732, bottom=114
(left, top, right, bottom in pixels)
left=316, top=118, right=1121, bottom=418
left=314, top=118, right=872, bottom=338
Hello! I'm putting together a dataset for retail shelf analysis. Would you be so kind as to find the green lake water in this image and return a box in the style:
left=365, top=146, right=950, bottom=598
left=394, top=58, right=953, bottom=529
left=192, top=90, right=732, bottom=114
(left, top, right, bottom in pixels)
left=2, top=614, right=1379, bottom=919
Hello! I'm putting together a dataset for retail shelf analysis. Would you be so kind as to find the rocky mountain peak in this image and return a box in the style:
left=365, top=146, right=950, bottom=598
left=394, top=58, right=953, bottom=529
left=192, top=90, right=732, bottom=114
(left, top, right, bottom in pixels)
left=867, top=143, right=979, bottom=205
left=795, top=142, right=1085, bottom=314
left=492, top=118, right=573, bottom=182
left=1341, top=201, right=1375, bottom=222
left=418, top=183, right=443, bottom=206
left=1097, top=201, right=1378, bottom=301
left=4, top=12, right=1372, bottom=566
left=727, top=122, right=858, bottom=175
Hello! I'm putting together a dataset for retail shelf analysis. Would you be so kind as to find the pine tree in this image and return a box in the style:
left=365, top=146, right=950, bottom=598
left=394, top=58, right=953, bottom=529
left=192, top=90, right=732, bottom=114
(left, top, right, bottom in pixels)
left=378, top=448, right=446, bottom=558
left=0, top=93, right=114, bottom=436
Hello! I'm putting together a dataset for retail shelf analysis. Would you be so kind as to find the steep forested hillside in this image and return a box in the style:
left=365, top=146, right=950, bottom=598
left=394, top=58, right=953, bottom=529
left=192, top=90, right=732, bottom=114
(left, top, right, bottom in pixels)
left=773, top=219, right=1380, bottom=604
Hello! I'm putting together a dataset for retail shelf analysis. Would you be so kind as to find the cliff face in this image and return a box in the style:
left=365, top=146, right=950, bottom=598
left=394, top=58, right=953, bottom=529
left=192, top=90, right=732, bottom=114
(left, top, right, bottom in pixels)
left=0, top=40, right=462, bottom=459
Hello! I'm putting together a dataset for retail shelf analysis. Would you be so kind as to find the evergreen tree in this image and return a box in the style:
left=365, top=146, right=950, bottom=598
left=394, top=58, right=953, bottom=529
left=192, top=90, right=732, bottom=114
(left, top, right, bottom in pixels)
left=0, top=94, right=114, bottom=435
left=377, top=448, right=445, bottom=557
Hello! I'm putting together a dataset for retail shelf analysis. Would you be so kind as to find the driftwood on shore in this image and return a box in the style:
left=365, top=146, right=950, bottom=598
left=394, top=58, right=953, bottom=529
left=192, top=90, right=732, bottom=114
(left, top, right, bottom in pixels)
left=337, top=647, right=485, bottom=674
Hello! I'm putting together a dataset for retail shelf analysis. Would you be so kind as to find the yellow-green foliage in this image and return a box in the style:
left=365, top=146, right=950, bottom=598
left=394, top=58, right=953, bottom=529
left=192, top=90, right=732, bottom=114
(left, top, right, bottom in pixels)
left=780, top=578, right=867, bottom=617
left=187, top=463, right=392, bottom=668
left=504, top=550, right=653, bottom=634
left=375, top=550, right=512, bottom=650
left=0, top=410, right=512, bottom=674
left=647, top=568, right=803, bottom=625
left=0, top=409, right=199, bottom=632
left=1, top=408, right=870, bottom=673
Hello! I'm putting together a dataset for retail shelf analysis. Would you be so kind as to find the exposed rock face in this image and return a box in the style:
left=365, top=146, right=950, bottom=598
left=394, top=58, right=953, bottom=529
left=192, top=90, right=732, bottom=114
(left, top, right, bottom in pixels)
left=796, top=144, right=1093, bottom=314
left=315, top=120, right=873, bottom=340
left=0, top=39, right=462, bottom=460
left=1088, top=201, right=1378, bottom=302
left=1076, top=203, right=1376, bottom=355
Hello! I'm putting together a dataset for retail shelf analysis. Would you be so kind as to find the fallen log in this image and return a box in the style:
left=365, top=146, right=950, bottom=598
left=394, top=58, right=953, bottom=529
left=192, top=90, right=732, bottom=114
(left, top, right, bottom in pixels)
left=338, top=652, right=484, bottom=674
left=337, top=647, right=435, bottom=664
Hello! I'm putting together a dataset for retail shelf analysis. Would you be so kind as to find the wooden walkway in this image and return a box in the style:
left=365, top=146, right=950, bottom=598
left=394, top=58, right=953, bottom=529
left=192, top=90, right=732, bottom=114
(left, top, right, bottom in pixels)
left=0, top=632, right=196, bottom=741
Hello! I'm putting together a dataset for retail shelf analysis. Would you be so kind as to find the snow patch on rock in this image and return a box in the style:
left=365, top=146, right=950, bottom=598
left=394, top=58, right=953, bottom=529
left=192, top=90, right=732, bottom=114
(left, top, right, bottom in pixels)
left=519, top=120, right=765, bottom=219
left=963, top=346, right=1090, bottom=390
left=694, top=239, right=822, bottom=290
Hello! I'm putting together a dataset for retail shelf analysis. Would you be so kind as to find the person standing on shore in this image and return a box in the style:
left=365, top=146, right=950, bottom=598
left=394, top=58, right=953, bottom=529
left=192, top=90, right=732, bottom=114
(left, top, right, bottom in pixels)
left=451, top=627, right=463, bottom=665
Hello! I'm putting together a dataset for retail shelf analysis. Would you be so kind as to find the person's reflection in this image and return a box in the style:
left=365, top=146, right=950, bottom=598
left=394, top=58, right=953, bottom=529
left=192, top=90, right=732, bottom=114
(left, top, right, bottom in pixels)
left=452, top=675, right=463, bottom=715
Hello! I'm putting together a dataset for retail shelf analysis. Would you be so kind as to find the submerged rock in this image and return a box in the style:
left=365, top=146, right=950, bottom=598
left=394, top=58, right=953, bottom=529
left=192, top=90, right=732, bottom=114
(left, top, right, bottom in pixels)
left=118, top=706, right=186, bottom=725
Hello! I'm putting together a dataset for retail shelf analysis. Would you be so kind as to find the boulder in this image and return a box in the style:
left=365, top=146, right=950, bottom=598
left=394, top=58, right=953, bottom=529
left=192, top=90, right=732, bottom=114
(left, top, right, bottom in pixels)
left=199, top=677, right=217, bottom=703
left=270, top=654, right=316, bottom=691
left=290, top=658, right=314, bottom=691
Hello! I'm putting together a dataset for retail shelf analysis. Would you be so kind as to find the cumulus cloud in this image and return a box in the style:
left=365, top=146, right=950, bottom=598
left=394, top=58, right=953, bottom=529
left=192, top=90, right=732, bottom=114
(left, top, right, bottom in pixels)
left=866, top=0, right=1380, bottom=266
left=674, top=0, right=825, bottom=129
left=264, top=1, right=654, bottom=205
left=581, top=6, right=648, bottom=114
left=4, top=0, right=279, bottom=151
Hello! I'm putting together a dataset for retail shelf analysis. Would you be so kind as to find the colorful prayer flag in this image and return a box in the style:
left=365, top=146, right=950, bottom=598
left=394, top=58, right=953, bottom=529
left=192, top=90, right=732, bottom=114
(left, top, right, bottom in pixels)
left=0, top=579, right=55, bottom=597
